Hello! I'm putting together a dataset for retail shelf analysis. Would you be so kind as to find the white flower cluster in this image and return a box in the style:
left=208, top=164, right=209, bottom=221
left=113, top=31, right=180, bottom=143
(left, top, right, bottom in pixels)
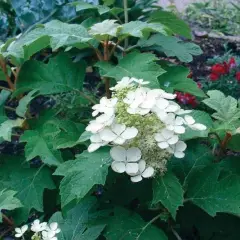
left=86, top=77, right=206, bottom=182
left=15, top=219, right=61, bottom=240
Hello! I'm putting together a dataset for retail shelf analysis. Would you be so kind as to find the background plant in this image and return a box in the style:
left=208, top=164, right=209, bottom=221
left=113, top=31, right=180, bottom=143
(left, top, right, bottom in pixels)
left=0, top=0, right=240, bottom=239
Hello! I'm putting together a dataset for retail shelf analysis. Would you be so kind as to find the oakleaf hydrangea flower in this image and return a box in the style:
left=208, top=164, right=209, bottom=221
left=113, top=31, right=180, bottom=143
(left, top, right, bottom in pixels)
left=31, top=219, right=47, bottom=233
left=15, top=225, right=28, bottom=238
left=86, top=77, right=207, bottom=182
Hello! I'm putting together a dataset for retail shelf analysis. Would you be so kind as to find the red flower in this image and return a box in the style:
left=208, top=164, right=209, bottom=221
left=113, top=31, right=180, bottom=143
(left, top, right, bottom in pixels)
left=176, top=92, right=197, bottom=107
left=236, top=72, right=240, bottom=82
left=211, top=63, right=228, bottom=75
left=210, top=73, right=219, bottom=81
left=228, top=57, right=236, bottom=69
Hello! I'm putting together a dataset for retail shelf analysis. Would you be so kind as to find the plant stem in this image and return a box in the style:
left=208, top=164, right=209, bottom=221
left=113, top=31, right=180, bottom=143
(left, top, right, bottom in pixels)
left=2, top=213, right=14, bottom=226
left=77, top=90, right=97, bottom=105
left=123, top=0, right=129, bottom=49
left=171, top=227, right=183, bottom=240
left=109, top=40, right=122, bottom=58
left=0, top=60, right=14, bottom=90
left=136, top=213, right=161, bottom=239
left=0, top=86, right=12, bottom=92
left=5, top=106, right=16, bottom=112
left=87, top=43, right=104, bottom=61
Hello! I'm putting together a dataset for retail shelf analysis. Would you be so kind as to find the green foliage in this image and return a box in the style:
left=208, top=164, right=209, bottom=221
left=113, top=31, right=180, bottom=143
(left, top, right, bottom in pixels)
left=138, top=34, right=202, bottom=63
left=96, top=52, right=166, bottom=88
left=0, top=189, right=22, bottom=222
left=54, top=148, right=111, bottom=207
left=104, top=208, right=167, bottom=240
left=1, top=1, right=239, bottom=239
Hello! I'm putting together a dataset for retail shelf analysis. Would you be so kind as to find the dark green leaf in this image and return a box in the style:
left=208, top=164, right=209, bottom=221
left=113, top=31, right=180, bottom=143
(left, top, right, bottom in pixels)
left=158, top=65, right=206, bottom=97
left=0, top=189, right=22, bottom=222
left=104, top=208, right=167, bottom=240
left=17, top=53, right=86, bottom=95
left=50, top=197, right=106, bottom=240
left=54, top=148, right=111, bottom=207
left=152, top=171, right=184, bottom=219
left=138, top=34, right=202, bottom=62
left=149, top=10, right=191, bottom=39
left=186, top=165, right=240, bottom=216
left=96, top=52, right=165, bottom=88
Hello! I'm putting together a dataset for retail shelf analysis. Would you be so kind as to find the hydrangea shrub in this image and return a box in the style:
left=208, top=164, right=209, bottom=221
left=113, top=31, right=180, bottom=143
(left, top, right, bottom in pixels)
left=0, top=1, right=240, bottom=239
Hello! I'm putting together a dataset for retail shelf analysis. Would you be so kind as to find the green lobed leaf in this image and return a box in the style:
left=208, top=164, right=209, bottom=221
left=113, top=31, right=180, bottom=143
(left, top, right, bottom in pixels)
left=0, top=90, right=10, bottom=124
left=185, top=165, right=240, bottom=217
left=158, top=65, right=206, bottom=97
left=16, top=53, right=86, bottom=95
left=0, top=156, right=55, bottom=220
left=138, top=34, right=202, bottom=62
left=152, top=171, right=184, bottom=219
left=203, top=90, right=240, bottom=122
left=0, top=189, right=22, bottom=222
left=16, top=89, right=39, bottom=117
left=104, top=207, right=167, bottom=240
left=54, top=148, right=111, bottom=207
left=180, top=110, right=213, bottom=141
left=227, top=134, right=240, bottom=151
left=49, top=197, right=106, bottom=240
left=119, top=21, right=169, bottom=39
left=76, top=131, right=91, bottom=144
left=149, top=10, right=192, bottom=39
left=171, top=142, right=214, bottom=186
left=96, top=52, right=165, bottom=88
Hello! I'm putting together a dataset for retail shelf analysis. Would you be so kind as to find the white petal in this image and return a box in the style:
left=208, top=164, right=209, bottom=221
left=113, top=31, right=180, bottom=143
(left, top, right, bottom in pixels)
left=123, top=91, right=135, bottom=104
left=140, top=96, right=156, bottom=108
left=49, top=223, right=58, bottom=231
left=100, top=97, right=108, bottom=105
left=161, top=91, right=176, bottom=99
left=174, top=125, right=185, bottom=134
left=154, top=133, right=165, bottom=142
left=176, top=141, right=187, bottom=151
left=90, top=134, right=101, bottom=143
left=126, top=163, right=139, bottom=175
left=110, top=146, right=126, bottom=162
left=131, top=175, right=143, bottom=182
left=99, top=128, right=117, bottom=142
left=142, top=167, right=154, bottom=178
left=174, top=151, right=185, bottom=158
left=86, top=121, right=104, bottom=133
left=15, top=228, right=21, bottom=233
left=158, top=142, right=169, bottom=149
left=168, top=135, right=179, bottom=145
left=138, top=160, right=146, bottom=173
left=111, top=161, right=126, bottom=173
left=92, top=110, right=99, bottom=117
left=15, top=233, right=22, bottom=238
left=184, top=115, right=195, bottom=125
left=155, top=110, right=168, bottom=121
left=156, top=98, right=169, bottom=110
left=161, top=129, right=174, bottom=139
left=121, top=127, right=138, bottom=140
left=166, top=125, right=174, bottom=131
left=175, top=117, right=184, bottom=126
left=138, top=108, right=151, bottom=115
left=162, top=113, right=175, bottom=124
left=111, top=123, right=126, bottom=135
left=166, top=146, right=174, bottom=154
left=96, top=114, right=113, bottom=124
left=113, top=137, right=126, bottom=145
left=21, top=225, right=28, bottom=233
left=126, top=147, right=141, bottom=162
left=190, top=123, right=207, bottom=131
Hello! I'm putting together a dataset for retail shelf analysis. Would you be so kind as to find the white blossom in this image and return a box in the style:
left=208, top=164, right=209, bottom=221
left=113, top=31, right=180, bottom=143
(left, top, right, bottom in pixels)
left=133, top=78, right=150, bottom=85
left=130, top=160, right=154, bottom=182
left=15, top=225, right=28, bottom=238
left=42, top=230, right=57, bottom=240
left=163, top=113, right=186, bottom=134
left=183, top=115, right=207, bottom=131
left=155, top=129, right=179, bottom=149
left=100, top=123, right=138, bottom=144
left=110, top=77, right=134, bottom=91
left=88, top=134, right=108, bottom=152
left=123, top=87, right=147, bottom=109
left=167, top=141, right=187, bottom=158
left=92, top=97, right=117, bottom=117
left=110, top=146, right=141, bottom=175
left=31, top=219, right=47, bottom=233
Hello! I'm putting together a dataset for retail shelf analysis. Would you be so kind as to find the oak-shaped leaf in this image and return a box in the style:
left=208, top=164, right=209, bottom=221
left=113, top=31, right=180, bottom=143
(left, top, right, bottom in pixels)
left=138, top=34, right=202, bottom=62
left=152, top=171, right=184, bottom=219
left=49, top=197, right=106, bottom=240
left=104, top=207, right=167, bottom=240
left=96, top=52, right=165, bottom=88
left=54, top=148, right=111, bottom=207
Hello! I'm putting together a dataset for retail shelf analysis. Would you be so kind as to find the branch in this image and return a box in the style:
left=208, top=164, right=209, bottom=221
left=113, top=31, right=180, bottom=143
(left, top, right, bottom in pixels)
left=171, top=227, right=183, bottom=240
left=2, top=213, right=14, bottom=226
left=123, top=0, right=129, bottom=49
left=0, top=60, right=14, bottom=90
